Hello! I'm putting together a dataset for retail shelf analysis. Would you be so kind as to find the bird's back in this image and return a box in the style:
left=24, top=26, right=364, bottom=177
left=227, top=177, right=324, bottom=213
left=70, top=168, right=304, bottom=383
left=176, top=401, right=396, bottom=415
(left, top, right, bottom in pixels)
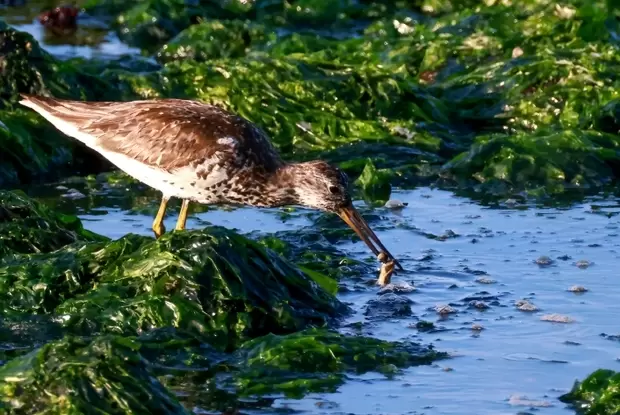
left=19, top=95, right=284, bottom=173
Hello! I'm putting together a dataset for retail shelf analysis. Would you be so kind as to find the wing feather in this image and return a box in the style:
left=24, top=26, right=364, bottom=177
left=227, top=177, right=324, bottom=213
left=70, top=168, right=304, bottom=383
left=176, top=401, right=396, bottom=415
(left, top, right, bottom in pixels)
left=19, top=95, right=283, bottom=172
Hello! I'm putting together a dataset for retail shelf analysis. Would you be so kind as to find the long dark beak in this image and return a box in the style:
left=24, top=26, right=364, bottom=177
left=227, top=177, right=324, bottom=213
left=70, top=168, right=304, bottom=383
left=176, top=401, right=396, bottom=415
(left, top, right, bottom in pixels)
left=338, top=204, right=404, bottom=271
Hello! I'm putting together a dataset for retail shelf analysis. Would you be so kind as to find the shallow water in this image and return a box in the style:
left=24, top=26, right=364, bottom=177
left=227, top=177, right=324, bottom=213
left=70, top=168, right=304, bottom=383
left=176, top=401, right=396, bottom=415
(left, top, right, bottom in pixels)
left=1, top=1, right=141, bottom=60
left=29, top=180, right=620, bottom=415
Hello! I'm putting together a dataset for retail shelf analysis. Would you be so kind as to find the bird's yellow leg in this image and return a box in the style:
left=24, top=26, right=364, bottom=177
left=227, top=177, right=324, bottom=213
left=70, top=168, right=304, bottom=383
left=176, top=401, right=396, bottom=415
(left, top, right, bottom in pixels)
left=152, top=196, right=169, bottom=238
left=175, top=199, right=190, bottom=231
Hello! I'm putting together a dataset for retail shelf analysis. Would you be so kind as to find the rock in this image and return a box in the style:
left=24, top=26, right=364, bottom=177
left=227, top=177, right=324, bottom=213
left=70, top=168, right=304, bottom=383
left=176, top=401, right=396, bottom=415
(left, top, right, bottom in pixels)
left=365, top=294, right=413, bottom=318
left=378, top=281, right=416, bottom=295
left=540, top=314, right=574, bottom=323
left=535, top=256, right=554, bottom=267
left=575, top=260, right=592, bottom=269
left=384, top=199, right=408, bottom=209
left=515, top=299, right=539, bottom=312
left=0, top=335, right=192, bottom=414
left=435, top=304, right=457, bottom=315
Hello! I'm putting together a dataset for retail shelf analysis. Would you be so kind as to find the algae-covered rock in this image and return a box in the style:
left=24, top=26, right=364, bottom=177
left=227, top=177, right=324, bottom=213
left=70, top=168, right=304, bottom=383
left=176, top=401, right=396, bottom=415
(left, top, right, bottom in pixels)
left=0, top=21, right=115, bottom=108
left=0, top=190, right=104, bottom=257
left=0, top=191, right=347, bottom=349
left=0, top=335, right=190, bottom=414
left=5, top=0, right=620, bottom=197
left=145, top=327, right=446, bottom=410
left=443, top=129, right=620, bottom=197
left=0, top=327, right=446, bottom=413
left=157, top=20, right=274, bottom=63
left=559, top=369, right=620, bottom=414
left=355, top=158, right=393, bottom=204
left=58, top=228, right=347, bottom=349
left=233, top=328, right=446, bottom=398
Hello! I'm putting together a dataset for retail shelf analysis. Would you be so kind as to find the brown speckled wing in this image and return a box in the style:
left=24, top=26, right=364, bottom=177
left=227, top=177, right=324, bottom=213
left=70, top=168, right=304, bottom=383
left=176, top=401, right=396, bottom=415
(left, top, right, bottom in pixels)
left=20, top=95, right=283, bottom=172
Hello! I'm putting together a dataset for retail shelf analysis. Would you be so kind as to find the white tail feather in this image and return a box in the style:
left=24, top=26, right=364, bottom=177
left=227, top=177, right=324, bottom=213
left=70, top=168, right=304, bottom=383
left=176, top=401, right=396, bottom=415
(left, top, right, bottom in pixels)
left=19, top=98, right=98, bottom=149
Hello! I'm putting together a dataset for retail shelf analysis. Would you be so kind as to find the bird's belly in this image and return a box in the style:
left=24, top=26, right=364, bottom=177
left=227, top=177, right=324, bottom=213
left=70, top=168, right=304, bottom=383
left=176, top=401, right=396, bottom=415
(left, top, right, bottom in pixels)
left=98, top=149, right=218, bottom=203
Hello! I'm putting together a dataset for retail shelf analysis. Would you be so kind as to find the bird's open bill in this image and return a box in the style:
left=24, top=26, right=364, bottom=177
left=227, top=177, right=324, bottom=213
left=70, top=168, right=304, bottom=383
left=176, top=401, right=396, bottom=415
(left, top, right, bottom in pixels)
left=338, top=204, right=403, bottom=271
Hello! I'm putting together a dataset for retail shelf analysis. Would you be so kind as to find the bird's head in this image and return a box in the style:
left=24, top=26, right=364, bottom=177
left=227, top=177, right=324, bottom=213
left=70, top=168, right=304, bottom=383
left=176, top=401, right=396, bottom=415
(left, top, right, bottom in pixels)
left=287, top=160, right=402, bottom=270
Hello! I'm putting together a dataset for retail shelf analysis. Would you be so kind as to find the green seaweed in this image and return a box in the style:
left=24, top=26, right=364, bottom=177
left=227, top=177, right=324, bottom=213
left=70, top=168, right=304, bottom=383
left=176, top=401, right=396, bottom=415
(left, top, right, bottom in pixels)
left=559, top=369, right=620, bottom=414
left=234, top=328, right=446, bottom=398
left=0, top=191, right=347, bottom=350
left=59, top=228, right=347, bottom=348
left=0, top=327, right=445, bottom=413
left=355, top=158, right=393, bottom=204
left=0, top=190, right=104, bottom=257
left=0, top=335, right=190, bottom=414
left=156, top=20, right=274, bottom=63
left=6, top=0, right=620, bottom=196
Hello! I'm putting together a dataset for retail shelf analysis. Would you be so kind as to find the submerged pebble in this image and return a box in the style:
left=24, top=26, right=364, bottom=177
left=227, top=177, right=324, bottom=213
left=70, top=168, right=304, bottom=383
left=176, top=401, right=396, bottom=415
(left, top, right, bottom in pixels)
left=435, top=304, right=457, bottom=315
left=61, top=189, right=86, bottom=199
left=508, top=394, right=553, bottom=407
left=574, top=260, right=592, bottom=269
left=475, top=277, right=496, bottom=284
left=535, top=256, right=554, bottom=267
left=378, top=281, right=416, bottom=295
left=365, top=294, right=413, bottom=318
left=568, top=285, right=588, bottom=293
left=541, top=314, right=574, bottom=323
left=468, top=301, right=489, bottom=310
left=384, top=199, right=408, bottom=209
left=515, top=299, right=539, bottom=312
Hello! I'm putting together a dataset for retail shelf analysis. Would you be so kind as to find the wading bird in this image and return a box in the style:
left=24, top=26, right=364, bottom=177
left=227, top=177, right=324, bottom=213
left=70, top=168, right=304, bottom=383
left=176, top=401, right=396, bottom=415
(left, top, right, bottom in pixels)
left=20, top=94, right=402, bottom=271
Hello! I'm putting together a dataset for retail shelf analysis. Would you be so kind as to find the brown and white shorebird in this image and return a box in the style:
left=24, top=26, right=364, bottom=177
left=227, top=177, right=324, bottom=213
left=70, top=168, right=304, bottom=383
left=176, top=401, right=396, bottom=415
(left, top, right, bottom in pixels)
left=19, top=94, right=402, bottom=270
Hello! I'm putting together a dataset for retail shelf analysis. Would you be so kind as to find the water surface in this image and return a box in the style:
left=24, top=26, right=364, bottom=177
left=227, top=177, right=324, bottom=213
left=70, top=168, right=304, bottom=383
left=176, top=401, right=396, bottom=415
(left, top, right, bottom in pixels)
left=1, top=1, right=141, bottom=60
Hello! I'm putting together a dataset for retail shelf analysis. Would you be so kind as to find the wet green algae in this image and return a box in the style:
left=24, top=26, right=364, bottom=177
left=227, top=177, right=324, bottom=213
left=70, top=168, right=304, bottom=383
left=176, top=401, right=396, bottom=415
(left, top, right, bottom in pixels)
left=0, top=190, right=445, bottom=412
left=3, top=0, right=620, bottom=200
left=560, top=369, right=620, bottom=415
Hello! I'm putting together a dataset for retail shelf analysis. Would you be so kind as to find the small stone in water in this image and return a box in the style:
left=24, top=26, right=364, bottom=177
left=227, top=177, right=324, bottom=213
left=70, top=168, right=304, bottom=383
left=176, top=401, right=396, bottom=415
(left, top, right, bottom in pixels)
left=475, top=277, right=496, bottom=284
left=384, top=199, right=408, bottom=209
left=378, top=282, right=416, bottom=295
left=435, top=304, right=457, bottom=315
left=61, top=189, right=86, bottom=199
left=515, top=299, right=538, bottom=312
left=535, top=256, right=554, bottom=266
left=471, top=324, right=484, bottom=331
left=574, top=260, right=592, bottom=269
left=568, top=285, right=588, bottom=293
left=508, top=394, right=552, bottom=408
left=469, top=301, right=489, bottom=310
left=415, top=321, right=435, bottom=331
left=540, top=314, right=574, bottom=323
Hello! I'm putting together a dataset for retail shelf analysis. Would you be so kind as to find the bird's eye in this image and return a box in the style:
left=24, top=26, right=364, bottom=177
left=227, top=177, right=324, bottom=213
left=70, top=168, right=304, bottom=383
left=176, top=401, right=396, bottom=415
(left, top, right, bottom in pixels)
left=329, top=185, right=339, bottom=194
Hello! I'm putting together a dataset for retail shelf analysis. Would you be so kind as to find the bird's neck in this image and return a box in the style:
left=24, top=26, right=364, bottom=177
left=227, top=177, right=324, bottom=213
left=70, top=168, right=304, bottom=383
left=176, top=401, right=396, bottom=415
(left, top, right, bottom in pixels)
left=258, top=163, right=305, bottom=207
